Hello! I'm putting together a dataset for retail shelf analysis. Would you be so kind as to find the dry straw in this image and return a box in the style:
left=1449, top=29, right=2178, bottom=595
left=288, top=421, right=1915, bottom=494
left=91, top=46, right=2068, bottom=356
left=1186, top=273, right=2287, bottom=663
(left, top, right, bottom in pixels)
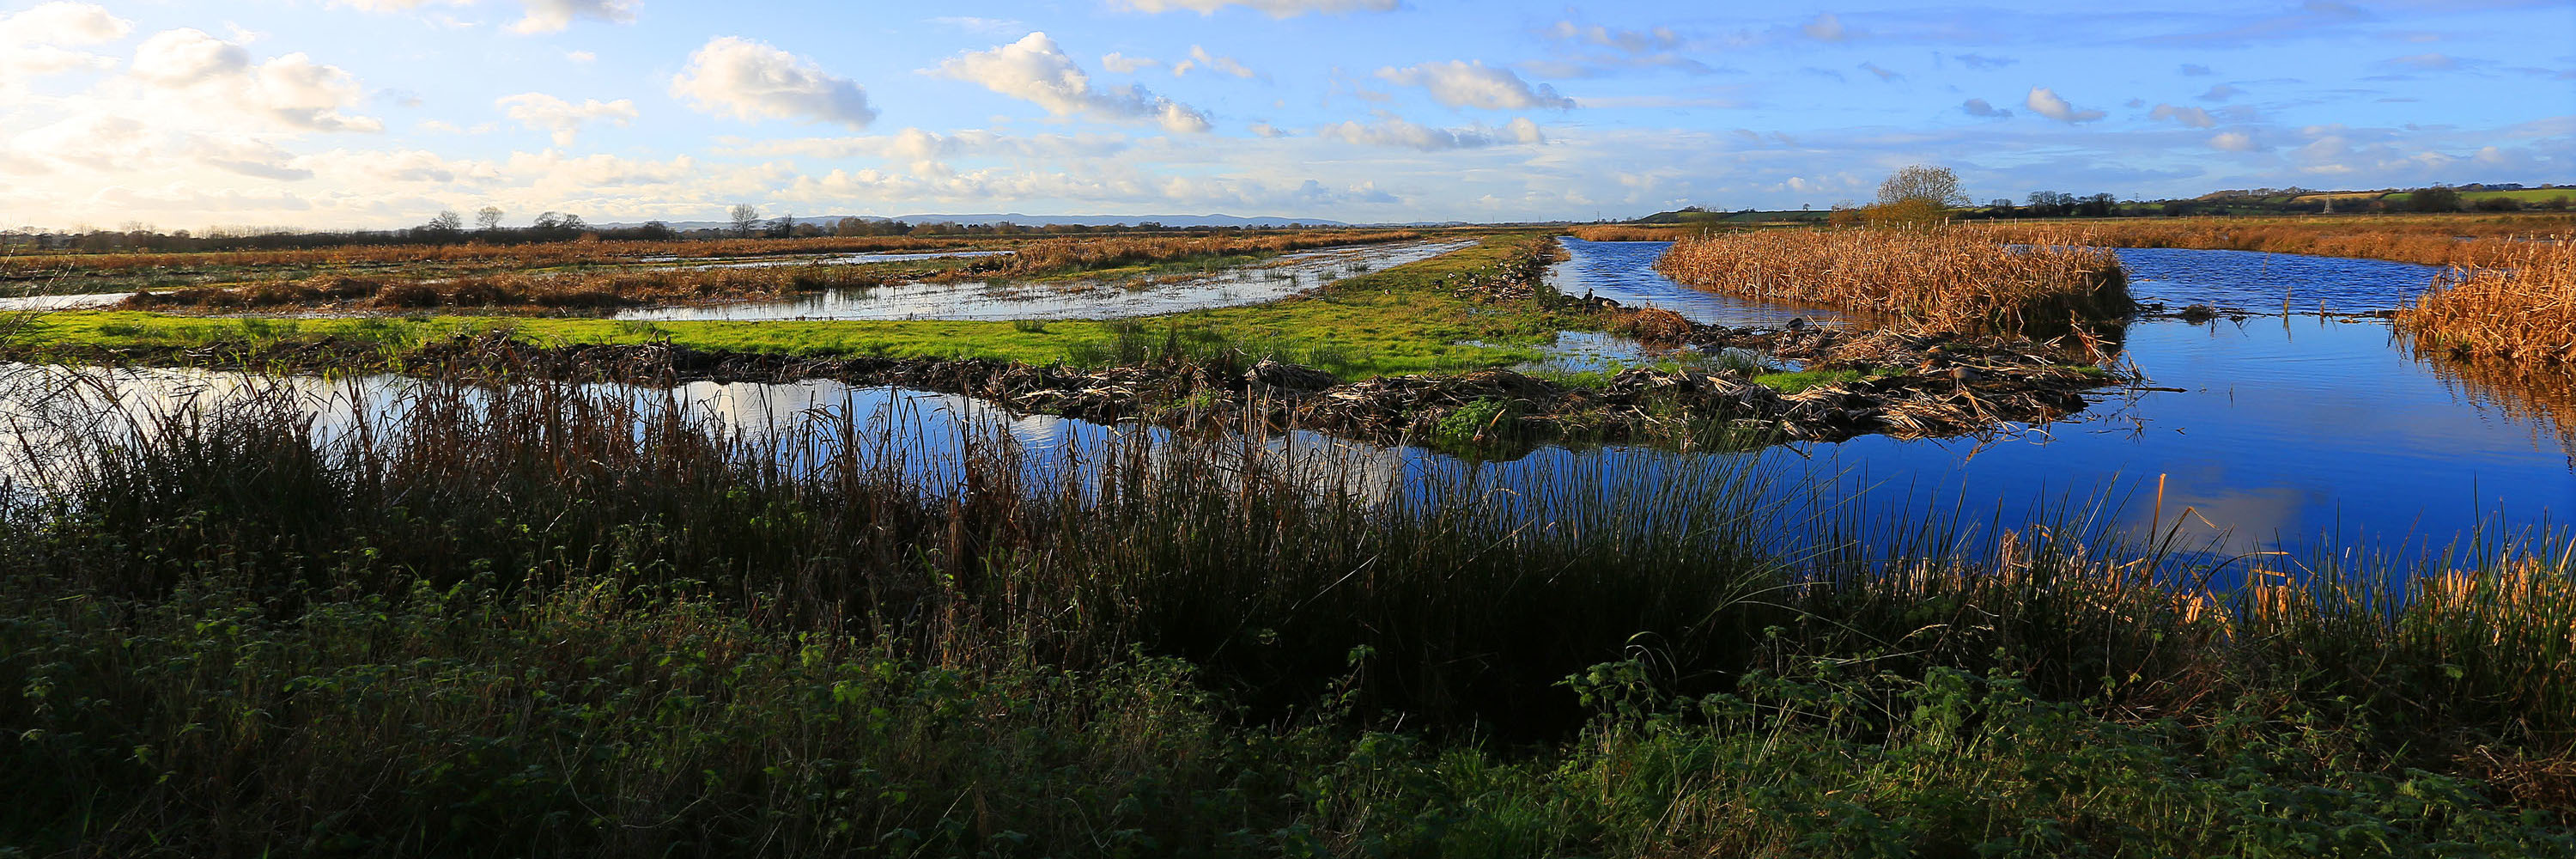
left=1653, top=225, right=2131, bottom=332
left=2398, top=237, right=2575, bottom=364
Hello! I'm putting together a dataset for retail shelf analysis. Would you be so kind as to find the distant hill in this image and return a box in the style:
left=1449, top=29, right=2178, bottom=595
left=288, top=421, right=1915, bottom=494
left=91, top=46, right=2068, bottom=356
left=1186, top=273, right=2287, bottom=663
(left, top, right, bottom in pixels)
left=592, top=213, right=1354, bottom=230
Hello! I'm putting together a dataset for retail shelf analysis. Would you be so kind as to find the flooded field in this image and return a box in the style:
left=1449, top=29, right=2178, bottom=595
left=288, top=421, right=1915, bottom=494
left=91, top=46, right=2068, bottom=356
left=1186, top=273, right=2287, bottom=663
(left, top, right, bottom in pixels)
left=611, top=239, right=1473, bottom=321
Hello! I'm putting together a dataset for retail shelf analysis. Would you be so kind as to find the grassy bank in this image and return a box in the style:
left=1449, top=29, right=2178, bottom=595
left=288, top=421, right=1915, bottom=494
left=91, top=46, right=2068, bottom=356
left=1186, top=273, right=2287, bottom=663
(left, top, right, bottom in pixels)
left=4, top=235, right=1586, bottom=380
left=2, top=373, right=2573, bottom=856
left=1655, top=226, right=2131, bottom=332
left=1974, top=213, right=2575, bottom=267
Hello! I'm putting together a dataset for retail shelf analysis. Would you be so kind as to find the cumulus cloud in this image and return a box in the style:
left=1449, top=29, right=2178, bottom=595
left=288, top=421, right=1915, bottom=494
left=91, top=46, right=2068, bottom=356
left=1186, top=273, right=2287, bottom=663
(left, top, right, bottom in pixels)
left=2208, top=131, right=2262, bottom=152
left=2024, top=86, right=2105, bottom=124
left=936, top=33, right=1212, bottom=132
left=510, top=0, right=636, bottom=34
left=1376, top=61, right=1574, bottom=110
left=1320, top=114, right=1543, bottom=150
left=2197, top=84, right=2242, bottom=101
left=671, top=36, right=877, bottom=130
left=496, top=92, right=637, bottom=144
left=3, top=2, right=131, bottom=45
left=2148, top=103, right=2216, bottom=128
left=1173, top=46, right=1257, bottom=78
left=1115, top=0, right=1398, bottom=16
left=1859, top=61, right=1900, bottom=82
left=125, top=28, right=381, bottom=131
left=1800, top=13, right=1849, bottom=42
left=1, top=4, right=132, bottom=90
left=1959, top=98, right=2012, bottom=119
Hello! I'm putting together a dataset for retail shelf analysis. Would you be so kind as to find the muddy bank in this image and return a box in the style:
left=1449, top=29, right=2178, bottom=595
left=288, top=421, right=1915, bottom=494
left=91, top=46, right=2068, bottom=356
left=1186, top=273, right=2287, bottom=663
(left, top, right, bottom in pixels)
left=12, top=322, right=2123, bottom=454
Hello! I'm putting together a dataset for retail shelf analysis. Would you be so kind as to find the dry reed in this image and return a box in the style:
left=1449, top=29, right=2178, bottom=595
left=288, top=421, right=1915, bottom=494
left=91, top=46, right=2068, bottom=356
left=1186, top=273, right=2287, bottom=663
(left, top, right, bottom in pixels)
left=1654, top=226, right=2131, bottom=332
left=2397, top=237, right=2576, bottom=364
left=1974, top=214, right=2575, bottom=268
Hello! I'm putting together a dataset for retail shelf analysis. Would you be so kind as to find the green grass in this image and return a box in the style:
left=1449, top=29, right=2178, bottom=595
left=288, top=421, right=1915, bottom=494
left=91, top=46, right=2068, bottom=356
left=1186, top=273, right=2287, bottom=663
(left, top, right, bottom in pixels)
left=3, top=375, right=2573, bottom=856
left=1755, top=367, right=1872, bottom=392
left=2387, top=188, right=2576, bottom=206
left=6, top=235, right=1583, bottom=380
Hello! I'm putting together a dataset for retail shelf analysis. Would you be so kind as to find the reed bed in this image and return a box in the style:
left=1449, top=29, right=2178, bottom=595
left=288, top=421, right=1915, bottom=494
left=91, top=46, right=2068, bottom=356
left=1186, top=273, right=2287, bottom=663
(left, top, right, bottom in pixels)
left=0, top=234, right=987, bottom=277
left=1975, top=214, right=2574, bottom=267
left=980, top=229, right=1420, bottom=277
left=2, top=229, right=1424, bottom=282
left=117, top=264, right=891, bottom=311
left=1654, top=226, right=2132, bottom=332
left=3, top=363, right=2574, bottom=854
left=2398, top=237, right=2576, bottom=364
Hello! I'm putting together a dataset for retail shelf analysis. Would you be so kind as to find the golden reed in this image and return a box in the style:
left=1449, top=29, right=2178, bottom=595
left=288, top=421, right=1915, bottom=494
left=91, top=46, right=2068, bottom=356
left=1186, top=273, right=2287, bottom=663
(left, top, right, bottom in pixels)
left=1653, top=225, right=2130, bottom=332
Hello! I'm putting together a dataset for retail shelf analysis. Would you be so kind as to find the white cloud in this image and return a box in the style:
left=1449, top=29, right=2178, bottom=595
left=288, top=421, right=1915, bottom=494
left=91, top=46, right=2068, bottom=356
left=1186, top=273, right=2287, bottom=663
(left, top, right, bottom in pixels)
left=131, top=28, right=250, bottom=84
left=2024, top=87, right=2105, bottom=124
left=125, top=29, right=381, bottom=132
left=510, top=0, right=637, bottom=34
left=1545, top=21, right=1681, bottom=54
left=565, top=50, right=597, bottom=63
left=496, top=92, right=637, bottom=144
left=1115, top=0, right=1398, bottom=17
left=1320, top=114, right=1544, bottom=150
left=1249, top=121, right=1290, bottom=137
left=936, top=33, right=1212, bottom=132
left=1, top=2, right=131, bottom=46
left=2208, top=131, right=2261, bottom=152
left=2198, top=84, right=2242, bottom=101
left=1801, top=13, right=1849, bottom=42
left=671, top=36, right=877, bottom=130
left=2148, top=103, right=2216, bottom=128
left=1173, top=45, right=1257, bottom=78
left=1376, top=61, right=1574, bottom=110
left=1859, top=61, right=1900, bottom=82
left=1101, top=52, right=1160, bottom=73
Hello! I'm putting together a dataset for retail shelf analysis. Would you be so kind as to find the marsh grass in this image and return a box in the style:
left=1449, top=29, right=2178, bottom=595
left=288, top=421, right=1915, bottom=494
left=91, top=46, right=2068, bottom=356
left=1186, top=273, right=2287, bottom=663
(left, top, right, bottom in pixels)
left=4, top=332, right=2576, bottom=853
left=1655, top=226, right=2132, bottom=333
left=2399, top=237, right=2576, bottom=364
left=1975, top=214, right=2576, bottom=267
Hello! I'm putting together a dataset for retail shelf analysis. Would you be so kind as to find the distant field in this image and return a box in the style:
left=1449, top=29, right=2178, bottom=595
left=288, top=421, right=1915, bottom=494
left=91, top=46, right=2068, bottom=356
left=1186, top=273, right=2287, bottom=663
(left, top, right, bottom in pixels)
left=2385, top=189, right=2575, bottom=205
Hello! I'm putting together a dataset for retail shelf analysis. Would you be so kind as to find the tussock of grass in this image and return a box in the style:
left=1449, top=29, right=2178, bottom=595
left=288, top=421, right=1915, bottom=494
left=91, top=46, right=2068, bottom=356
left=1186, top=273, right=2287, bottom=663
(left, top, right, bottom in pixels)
left=1976, top=213, right=2576, bottom=267
left=1655, top=226, right=2133, bottom=333
left=2399, top=237, right=2576, bottom=364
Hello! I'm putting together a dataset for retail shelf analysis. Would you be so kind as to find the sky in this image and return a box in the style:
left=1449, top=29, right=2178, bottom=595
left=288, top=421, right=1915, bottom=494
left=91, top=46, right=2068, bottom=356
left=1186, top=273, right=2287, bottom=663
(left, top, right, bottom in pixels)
left=0, top=0, right=2570, bottom=231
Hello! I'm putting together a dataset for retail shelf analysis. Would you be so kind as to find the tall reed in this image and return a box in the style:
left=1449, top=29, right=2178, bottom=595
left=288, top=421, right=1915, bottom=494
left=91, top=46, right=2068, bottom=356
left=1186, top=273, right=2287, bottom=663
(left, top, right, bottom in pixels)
left=2398, top=237, right=2576, bottom=364
left=1654, top=226, right=2131, bottom=332
left=1975, top=214, right=2574, bottom=267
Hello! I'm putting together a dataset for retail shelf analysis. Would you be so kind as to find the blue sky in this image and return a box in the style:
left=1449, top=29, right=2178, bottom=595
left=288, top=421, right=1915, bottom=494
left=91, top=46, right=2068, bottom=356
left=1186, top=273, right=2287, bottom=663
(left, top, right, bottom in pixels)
left=1, top=0, right=2569, bottom=229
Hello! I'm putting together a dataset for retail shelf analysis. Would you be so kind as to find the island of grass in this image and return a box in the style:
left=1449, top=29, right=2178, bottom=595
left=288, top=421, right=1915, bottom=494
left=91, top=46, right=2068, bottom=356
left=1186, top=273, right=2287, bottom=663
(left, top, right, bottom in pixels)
left=3, top=232, right=2129, bottom=453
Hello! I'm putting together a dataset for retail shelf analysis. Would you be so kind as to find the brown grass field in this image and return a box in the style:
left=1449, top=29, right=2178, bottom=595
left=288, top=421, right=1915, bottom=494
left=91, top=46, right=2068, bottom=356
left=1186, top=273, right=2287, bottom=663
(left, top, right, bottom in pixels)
left=0, top=228, right=1427, bottom=280
left=1973, top=213, right=2575, bottom=267
left=2398, top=237, right=2575, bottom=364
left=1654, top=226, right=2131, bottom=332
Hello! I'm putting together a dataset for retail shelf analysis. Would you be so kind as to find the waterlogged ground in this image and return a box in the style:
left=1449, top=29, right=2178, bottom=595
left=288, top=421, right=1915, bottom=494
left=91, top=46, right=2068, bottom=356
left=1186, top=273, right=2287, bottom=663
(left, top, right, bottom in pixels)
left=1, top=240, right=2561, bottom=561
left=1539, top=239, right=2567, bottom=556
left=613, top=239, right=1475, bottom=321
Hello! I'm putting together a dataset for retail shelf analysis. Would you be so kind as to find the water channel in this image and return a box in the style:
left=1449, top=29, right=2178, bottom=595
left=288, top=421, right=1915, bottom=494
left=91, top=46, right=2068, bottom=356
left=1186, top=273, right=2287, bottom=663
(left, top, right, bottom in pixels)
left=3, top=238, right=2564, bottom=566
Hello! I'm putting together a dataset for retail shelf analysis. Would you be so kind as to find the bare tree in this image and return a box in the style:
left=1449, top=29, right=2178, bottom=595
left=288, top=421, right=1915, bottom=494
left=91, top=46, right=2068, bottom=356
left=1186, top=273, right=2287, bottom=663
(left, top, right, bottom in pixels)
left=424, top=210, right=464, bottom=235
left=1876, top=165, right=1965, bottom=208
left=730, top=204, right=762, bottom=237
left=475, top=206, right=505, bottom=232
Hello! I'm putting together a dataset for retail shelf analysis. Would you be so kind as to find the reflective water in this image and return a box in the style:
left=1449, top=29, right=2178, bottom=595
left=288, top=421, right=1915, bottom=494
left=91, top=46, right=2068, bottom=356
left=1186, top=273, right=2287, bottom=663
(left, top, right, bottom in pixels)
left=614, top=240, right=1476, bottom=321
left=651, top=248, right=1015, bottom=270
left=1537, top=240, right=2568, bottom=556
left=1549, top=239, right=1844, bottom=326
left=3, top=241, right=2563, bottom=564
left=2111, top=246, right=2443, bottom=313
